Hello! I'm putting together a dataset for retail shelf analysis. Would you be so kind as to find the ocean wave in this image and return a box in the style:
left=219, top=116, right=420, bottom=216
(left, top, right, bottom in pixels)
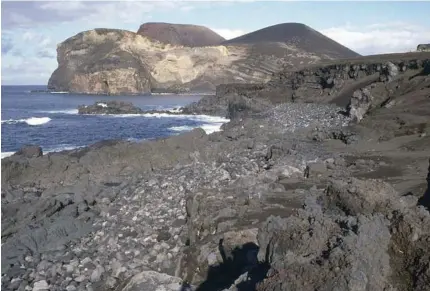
left=167, top=115, right=229, bottom=134
left=140, top=113, right=229, bottom=123
left=50, top=91, right=69, bottom=94
left=169, top=125, right=195, bottom=132
left=1, top=152, right=15, bottom=159
left=38, top=109, right=78, bottom=114
left=1, top=145, right=85, bottom=159
left=1, top=117, right=51, bottom=126
left=169, top=122, right=226, bottom=134
left=106, top=113, right=229, bottom=134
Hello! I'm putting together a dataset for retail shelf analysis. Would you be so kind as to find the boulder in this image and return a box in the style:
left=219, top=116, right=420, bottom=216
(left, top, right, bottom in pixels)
left=256, top=178, right=430, bottom=291
left=13, top=145, right=43, bottom=158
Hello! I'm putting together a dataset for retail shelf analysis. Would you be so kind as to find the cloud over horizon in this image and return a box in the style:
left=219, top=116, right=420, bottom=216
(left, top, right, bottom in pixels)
left=321, top=22, right=430, bottom=55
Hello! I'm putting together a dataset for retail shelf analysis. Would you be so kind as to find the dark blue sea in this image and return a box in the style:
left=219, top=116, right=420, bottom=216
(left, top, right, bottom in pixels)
left=1, top=85, right=227, bottom=158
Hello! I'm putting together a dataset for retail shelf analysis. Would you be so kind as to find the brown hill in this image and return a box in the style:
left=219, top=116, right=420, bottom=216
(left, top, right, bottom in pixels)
left=137, top=22, right=225, bottom=47
left=223, top=22, right=360, bottom=59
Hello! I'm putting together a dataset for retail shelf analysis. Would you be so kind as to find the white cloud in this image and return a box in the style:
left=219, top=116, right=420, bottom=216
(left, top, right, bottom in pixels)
left=1, top=56, right=57, bottom=85
left=211, top=28, right=248, bottom=40
left=320, top=22, right=430, bottom=55
left=180, top=5, right=195, bottom=12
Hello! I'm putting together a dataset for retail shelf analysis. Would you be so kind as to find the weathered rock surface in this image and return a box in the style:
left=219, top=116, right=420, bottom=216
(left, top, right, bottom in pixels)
left=184, top=53, right=430, bottom=141
left=12, top=145, right=43, bottom=158
left=48, top=23, right=360, bottom=95
left=78, top=101, right=144, bottom=115
left=137, top=22, right=225, bottom=47
left=3, top=52, right=430, bottom=291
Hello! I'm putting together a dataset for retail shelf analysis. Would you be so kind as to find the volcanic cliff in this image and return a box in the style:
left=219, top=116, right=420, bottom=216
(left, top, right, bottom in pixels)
left=47, top=23, right=360, bottom=95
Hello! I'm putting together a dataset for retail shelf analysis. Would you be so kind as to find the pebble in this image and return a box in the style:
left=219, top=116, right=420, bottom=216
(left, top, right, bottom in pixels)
left=32, top=280, right=49, bottom=291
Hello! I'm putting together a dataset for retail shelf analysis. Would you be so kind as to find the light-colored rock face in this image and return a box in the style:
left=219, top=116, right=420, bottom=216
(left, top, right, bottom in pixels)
left=48, top=29, right=331, bottom=95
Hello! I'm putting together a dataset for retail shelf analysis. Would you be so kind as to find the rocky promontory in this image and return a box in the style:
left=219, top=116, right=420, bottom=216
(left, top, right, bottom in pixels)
left=3, top=52, right=430, bottom=291
left=48, top=23, right=360, bottom=95
left=78, top=101, right=144, bottom=115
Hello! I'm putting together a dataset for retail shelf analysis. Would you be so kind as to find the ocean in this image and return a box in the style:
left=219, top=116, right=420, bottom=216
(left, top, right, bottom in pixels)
left=1, top=85, right=228, bottom=158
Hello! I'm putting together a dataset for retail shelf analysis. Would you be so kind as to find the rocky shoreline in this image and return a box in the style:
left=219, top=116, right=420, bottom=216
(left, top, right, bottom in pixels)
left=2, top=53, right=430, bottom=291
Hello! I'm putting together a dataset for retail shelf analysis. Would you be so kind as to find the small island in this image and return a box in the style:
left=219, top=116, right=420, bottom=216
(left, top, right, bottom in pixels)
left=78, top=101, right=144, bottom=115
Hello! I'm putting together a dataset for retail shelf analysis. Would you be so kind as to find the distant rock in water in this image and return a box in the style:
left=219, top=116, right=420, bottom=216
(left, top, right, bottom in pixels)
left=30, top=89, right=52, bottom=93
left=137, top=22, right=225, bottom=47
left=78, top=101, right=144, bottom=115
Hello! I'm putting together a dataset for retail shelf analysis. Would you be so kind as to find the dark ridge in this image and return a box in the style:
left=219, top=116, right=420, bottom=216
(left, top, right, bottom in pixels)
left=137, top=22, right=226, bottom=47
left=223, top=22, right=360, bottom=59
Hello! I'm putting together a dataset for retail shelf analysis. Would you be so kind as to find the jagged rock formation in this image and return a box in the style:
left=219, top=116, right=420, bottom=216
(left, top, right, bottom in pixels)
left=48, top=23, right=360, bottom=95
left=137, top=22, right=225, bottom=47
left=184, top=52, right=430, bottom=124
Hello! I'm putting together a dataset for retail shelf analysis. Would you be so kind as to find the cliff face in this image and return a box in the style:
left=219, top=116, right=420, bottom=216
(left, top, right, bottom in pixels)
left=48, top=24, right=360, bottom=95
left=48, top=29, right=153, bottom=94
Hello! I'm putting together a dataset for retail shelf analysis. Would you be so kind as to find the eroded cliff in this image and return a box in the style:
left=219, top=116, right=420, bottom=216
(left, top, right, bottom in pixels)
left=48, top=23, right=359, bottom=95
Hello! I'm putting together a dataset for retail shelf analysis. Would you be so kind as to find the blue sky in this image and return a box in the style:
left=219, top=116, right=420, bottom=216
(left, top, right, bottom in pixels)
left=2, top=0, right=430, bottom=85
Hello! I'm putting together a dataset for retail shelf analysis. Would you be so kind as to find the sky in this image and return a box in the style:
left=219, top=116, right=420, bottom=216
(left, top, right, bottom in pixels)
left=1, top=0, right=430, bottom=85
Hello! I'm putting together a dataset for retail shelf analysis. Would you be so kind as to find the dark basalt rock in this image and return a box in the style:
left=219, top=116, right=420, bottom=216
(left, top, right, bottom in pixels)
left=13, top=145, right=43, bottom=158
left=2, top=52, right=430, bottom=291
left=78, top=101, right=144, bottom=115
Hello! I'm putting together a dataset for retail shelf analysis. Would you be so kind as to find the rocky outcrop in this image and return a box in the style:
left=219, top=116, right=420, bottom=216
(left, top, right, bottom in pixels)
left=78, top=101, right=143, bottom=115
left=4, top=53, right=430, bottom=291
left=12, top=145, right=43, bottom=158
left=187, top=53, right=430, bottom=125
left=256, top=178, right=430, bottom=291
left=137, top=22, right=225, bottom=47
left=48, top=23, right=360, bottom=95
left=417, top=44, right=430, bottom=52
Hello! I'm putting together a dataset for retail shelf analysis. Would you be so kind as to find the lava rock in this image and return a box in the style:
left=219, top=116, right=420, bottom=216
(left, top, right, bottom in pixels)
left=78, top=101, right=144, bottom=115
